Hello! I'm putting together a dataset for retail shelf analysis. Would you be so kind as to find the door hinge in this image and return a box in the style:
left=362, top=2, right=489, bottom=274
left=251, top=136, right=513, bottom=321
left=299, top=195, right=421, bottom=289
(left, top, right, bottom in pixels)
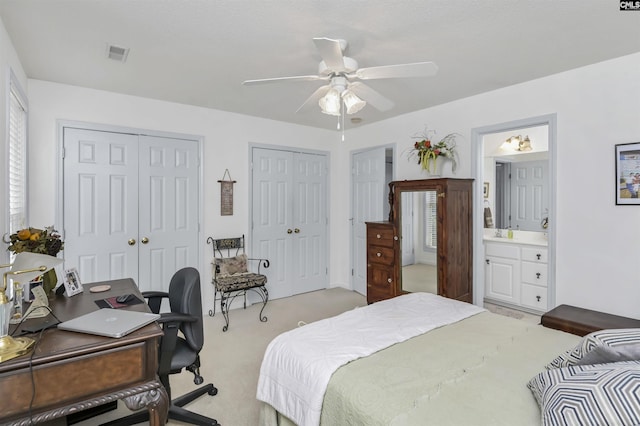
left=61, top=147, right=65, bottom=159
left=351, top=268, right=354, bottom=276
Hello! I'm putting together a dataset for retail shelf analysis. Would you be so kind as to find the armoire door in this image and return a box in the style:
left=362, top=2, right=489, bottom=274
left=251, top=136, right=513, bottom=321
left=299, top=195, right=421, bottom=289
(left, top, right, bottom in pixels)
left=251, top=147, right=328, bottom=300
left=62, top=127, right=199, bottom=292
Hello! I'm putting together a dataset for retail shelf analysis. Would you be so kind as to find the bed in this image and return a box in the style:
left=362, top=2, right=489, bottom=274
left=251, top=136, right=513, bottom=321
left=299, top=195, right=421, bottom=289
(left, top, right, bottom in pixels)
left=256, top=293, right=640, bottom=426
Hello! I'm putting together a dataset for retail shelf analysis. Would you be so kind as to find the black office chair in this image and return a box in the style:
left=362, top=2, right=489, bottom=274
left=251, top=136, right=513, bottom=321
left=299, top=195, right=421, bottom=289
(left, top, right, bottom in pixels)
left=102, top=267, right=219, bottom=426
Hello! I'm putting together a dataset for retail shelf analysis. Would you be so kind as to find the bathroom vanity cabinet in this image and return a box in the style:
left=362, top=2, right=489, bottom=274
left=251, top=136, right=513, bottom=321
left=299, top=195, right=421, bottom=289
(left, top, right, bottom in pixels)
left=484, top=240, right=548, bottom=312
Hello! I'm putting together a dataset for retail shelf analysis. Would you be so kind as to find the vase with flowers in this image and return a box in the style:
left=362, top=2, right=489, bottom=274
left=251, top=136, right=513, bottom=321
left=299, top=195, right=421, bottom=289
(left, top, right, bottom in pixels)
left=4, top=226, right=64, bottom=296
left=407, top=127, right=459, bottom=175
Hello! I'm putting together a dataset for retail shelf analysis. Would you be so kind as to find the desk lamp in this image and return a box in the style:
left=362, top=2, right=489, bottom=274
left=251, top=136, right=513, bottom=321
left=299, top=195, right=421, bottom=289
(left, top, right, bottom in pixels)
left=0, top=252, right=62, bottom=363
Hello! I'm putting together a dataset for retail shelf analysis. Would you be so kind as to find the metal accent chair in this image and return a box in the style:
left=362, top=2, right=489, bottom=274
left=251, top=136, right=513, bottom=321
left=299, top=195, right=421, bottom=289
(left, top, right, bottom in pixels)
left=207, top=235, right=269, bottom=332
left=102, top=267, right=218, bottom=426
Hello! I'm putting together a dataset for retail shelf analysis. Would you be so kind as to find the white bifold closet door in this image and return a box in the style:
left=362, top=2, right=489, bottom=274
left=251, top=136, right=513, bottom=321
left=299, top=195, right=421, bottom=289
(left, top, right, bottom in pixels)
left=63, top=127, right=199, bottom=293
left=251, top=147, right=328, bottom=300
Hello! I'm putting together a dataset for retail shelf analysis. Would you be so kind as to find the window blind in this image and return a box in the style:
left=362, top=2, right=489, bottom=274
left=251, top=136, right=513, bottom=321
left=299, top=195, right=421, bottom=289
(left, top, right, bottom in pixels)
left=424, top=191, right=437, bottom=249
left=8, top=79, right=28, bottom=234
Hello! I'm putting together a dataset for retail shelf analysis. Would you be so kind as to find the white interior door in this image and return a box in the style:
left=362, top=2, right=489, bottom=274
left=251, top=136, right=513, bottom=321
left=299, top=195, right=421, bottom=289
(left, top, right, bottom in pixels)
left=63, top=127, right=200, bottom=292
left=251, top=147, right=328, bottom=300
left=401, top=192, right=415, bottom=266
left=351, top=147, right=386, bottom=296
left=511, top=160, right=548, bottom=232
left=292, top=153, right=328, bottom=294
left=138, top=135, right=200, bottom=292
left=63, top=128, right=140, bottom=284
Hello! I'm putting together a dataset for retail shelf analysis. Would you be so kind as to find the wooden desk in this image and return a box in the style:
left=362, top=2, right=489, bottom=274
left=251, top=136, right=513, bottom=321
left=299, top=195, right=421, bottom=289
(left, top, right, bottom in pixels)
left=0, top=278, right=168, bottom=425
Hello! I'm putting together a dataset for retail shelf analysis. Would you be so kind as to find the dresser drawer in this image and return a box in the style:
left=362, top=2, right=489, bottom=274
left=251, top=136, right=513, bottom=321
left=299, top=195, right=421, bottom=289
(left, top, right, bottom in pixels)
left=521, top=247, right=548, bottom=263
left=367, top=246, right=394, bottom=265
left=367, top=226, right=396, bottom=248
left=521, top=283, right=548, bottom=311
left=521, top=261, right=547, bottom=286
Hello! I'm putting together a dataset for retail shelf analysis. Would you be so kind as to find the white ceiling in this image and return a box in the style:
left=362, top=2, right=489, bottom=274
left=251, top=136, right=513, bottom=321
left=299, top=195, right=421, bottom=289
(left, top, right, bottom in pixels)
left=1, top=0, right=638, bottom=130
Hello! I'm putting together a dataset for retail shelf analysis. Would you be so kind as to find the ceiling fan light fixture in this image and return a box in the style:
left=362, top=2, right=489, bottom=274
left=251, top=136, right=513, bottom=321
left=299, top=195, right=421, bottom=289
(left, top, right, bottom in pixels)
left=342, top=90, right=366, bottom=114
left=319, top=88, right=341, bottom=116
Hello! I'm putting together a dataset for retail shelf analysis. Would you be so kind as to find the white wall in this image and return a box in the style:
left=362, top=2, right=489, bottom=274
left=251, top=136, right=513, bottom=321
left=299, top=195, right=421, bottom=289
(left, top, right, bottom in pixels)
left=0, top=18, right=28, bottom=264
left=5, top=4, right=639, bottom=318
left=339, top=52, right=640, bottom=319
left=26, top=80, right=345, bottom=313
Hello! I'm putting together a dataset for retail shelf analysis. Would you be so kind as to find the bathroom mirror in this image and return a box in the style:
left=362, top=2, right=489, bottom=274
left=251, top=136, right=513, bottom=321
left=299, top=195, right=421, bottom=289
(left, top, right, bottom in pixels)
left=483, top=126, right=549, bottom=232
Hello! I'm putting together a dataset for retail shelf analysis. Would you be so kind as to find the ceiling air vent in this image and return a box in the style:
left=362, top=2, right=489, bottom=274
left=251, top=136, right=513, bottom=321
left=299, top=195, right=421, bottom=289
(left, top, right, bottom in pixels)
left=106, top=43, right=130, bottom=63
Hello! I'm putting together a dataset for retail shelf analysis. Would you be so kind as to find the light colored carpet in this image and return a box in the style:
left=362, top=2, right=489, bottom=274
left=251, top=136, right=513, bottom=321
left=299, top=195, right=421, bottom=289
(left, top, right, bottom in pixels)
left=74, top=289, right=539, bottom=425
left=74, top=287, right=367, bottom=425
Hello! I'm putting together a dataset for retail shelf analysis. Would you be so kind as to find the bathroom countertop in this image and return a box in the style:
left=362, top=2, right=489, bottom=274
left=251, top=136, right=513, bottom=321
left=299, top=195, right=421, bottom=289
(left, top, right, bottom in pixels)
left=483, top=230, right=548, bottom=247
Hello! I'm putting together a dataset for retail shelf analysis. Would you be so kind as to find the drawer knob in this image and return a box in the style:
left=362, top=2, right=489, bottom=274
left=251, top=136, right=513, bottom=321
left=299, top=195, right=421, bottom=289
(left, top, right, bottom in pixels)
left=394, top=236, right=398, bottom=241
left=536, top=295, right=541, bottom=302
left=536, top=253, right=541, bottom=260
left=376, top=252, right=382, bottom=257
left=376, top=234, right=381, bottom=239
left=536, top=272, right=541, bottom=279
left=387, top=278, right=392, bottom=284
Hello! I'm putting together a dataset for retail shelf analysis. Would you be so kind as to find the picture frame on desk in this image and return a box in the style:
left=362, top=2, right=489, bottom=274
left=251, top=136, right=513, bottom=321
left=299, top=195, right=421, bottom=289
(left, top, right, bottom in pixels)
left=615, top=142, right=640, bottom=205
left=64, top=268, right=83, bottom=296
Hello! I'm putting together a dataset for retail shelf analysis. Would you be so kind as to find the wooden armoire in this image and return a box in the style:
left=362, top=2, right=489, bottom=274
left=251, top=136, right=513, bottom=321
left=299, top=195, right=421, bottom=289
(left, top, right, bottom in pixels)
left=366, top=178, right=473, bottom=304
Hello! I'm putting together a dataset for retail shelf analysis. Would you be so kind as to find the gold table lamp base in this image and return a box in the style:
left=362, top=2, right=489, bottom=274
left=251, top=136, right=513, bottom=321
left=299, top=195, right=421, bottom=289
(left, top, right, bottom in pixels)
left=0, top=335, right=35, bottom=363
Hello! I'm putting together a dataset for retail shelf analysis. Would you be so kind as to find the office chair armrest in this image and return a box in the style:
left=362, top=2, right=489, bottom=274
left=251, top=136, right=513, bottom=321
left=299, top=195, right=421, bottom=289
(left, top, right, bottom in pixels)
left=142, top=290, right=169, bottom=314
left=157, top=312, right=197, bottom=326
left=247, top=257, right=270, bottom=274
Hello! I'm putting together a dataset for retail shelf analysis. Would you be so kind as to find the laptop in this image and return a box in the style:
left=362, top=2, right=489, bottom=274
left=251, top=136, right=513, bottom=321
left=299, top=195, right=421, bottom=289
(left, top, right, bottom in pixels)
left=58, top=308, right=160, bottom=338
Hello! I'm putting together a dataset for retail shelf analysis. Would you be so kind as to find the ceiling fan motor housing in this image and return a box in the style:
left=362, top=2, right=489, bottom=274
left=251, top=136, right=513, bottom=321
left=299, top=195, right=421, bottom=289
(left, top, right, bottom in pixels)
left=318, top=56, right=359, bottom=76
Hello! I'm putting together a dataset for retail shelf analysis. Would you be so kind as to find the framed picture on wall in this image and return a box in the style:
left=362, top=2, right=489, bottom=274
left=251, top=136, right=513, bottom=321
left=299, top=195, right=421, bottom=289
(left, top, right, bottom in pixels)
left=483, top=182, right=490, bottom=199
left=615, top=142, right=640, bottom=205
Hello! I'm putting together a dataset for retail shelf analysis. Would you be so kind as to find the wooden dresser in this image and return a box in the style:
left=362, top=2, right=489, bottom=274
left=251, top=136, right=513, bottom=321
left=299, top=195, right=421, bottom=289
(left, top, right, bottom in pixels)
left=365, top=222, right=398, bottom=304
left=365, top=178, right=473, bottom=304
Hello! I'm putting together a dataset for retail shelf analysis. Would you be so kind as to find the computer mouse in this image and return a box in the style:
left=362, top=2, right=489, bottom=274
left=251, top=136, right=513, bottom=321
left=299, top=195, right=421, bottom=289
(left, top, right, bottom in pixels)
left=116, top=294, right=132, bottom=303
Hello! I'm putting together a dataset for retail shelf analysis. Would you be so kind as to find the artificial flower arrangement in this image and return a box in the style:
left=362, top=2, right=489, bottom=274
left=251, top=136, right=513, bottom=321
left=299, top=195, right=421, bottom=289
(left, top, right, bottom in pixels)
left=408, top=127, right=459, bottom=174
left=4, top=226, right=64, bottom=295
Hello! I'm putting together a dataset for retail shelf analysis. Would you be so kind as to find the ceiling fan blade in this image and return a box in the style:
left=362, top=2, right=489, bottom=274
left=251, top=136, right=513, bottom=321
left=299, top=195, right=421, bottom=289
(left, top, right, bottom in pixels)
left=354, top=61, right=438, bottom=80
left=313, top=37, right=346, bottom=72
left=242, top=75, right=328, bottom=85
left=296, top=85, right=331, bottom=113
left=349, top=82, right=395, bottom=112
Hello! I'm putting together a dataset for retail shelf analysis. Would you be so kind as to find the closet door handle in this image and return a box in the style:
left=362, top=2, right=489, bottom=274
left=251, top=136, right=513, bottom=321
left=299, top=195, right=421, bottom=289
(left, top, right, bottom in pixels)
left=294, top=228, right=300, bottom=233
left=141, top=237, right=149, bottom=244
left=128, top=238, right=136, bottom=246
left=287, top=229, right=293, bottom=234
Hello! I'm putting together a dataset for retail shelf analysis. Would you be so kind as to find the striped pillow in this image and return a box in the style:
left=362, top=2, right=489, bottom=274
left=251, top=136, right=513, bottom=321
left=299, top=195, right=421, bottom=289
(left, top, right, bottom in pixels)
left=527, top=361, right=640, bottom=426
left=546, top=328, right=640, bottom=370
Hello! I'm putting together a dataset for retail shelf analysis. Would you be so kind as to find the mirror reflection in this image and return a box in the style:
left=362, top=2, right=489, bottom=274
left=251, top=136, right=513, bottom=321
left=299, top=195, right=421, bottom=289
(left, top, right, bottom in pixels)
left=483, top=125, right=549, bottom=232
left=399, top=190, right=438, bottom=294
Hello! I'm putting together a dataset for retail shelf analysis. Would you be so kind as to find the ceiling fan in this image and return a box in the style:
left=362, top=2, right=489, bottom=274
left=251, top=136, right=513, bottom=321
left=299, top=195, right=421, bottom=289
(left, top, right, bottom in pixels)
left=242, top=37, right=438, bottom=118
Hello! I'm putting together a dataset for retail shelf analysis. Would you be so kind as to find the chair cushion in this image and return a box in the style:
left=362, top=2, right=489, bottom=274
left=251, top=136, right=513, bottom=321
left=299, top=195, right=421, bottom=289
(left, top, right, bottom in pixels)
left=171, top=337, right=198, bottom=373
left=215, top=254, right=248, bottom=276
left=215, top=272, right=267, bottom=292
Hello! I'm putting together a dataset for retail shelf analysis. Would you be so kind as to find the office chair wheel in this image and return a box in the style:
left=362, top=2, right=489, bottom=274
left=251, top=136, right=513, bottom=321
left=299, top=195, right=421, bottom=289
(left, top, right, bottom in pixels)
left=194, top=375, right=204, bottom=385
left=209, top=386, right=218, bottom=396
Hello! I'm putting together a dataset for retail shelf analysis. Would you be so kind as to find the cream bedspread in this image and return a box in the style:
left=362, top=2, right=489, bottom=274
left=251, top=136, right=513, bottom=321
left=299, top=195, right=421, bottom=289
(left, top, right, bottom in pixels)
left=257, top=293, right=484, bottom=426
left=259, top=310, right=580, bottom=426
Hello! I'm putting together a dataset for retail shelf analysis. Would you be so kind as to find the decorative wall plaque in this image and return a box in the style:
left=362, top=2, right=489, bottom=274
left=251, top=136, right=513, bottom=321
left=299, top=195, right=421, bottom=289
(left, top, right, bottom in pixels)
left=218, top=169, right=236, bottom=216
